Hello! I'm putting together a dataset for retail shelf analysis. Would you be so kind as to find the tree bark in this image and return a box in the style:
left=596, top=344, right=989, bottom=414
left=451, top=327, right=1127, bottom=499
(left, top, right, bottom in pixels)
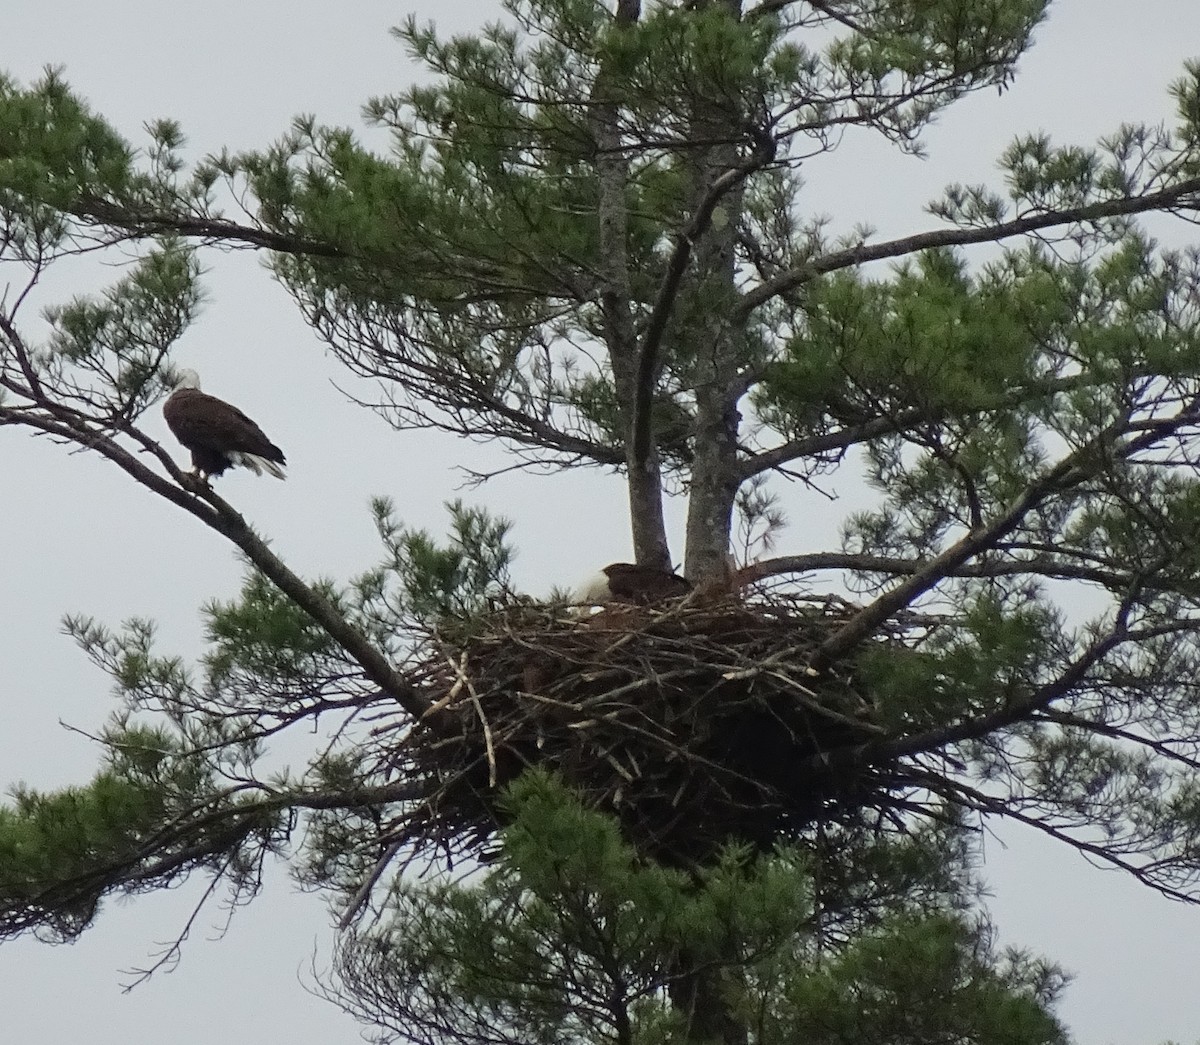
left=590, top=0, right=674, bottom=571
left=679, top=0, right=749, bottom=584
left=669, top=956, right=748, bottom=1045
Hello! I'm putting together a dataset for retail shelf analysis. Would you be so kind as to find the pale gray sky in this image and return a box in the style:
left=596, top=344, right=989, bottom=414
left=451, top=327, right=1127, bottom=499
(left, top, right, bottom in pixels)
left=4, top=3, right=1200, bottom=1043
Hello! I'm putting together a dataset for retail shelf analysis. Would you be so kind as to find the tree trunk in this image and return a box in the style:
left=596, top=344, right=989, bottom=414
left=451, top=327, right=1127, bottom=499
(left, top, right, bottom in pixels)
left=590, top=0, right=673, bottom=572
left=669, top=958, right=748, bottom=1045
left=678, top=0, right=747, bottom=583
left=683, top=388, right=742, bottom=581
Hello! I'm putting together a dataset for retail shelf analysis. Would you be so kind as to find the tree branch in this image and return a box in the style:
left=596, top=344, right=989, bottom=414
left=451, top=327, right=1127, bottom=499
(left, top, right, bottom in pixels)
left=742, top=550, right=1184, bottom=594
left=929, top=775, right=1200, bottom=905
left=810, top=403, right=1200, bottom=670
left=881, top=622, right=1140, bottom=762
left=4, top=777, right=427, bottom=941
left=736, top=176, right=1200, bottom=320
left=74, top=197, right=344, bottom=258
left=737, top=373, right=1096, bottom=480
left=0, top=403, right=430, bottom=720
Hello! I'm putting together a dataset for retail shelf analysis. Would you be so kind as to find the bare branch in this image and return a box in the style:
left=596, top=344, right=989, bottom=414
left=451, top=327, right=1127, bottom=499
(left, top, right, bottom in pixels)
left=741, top=550, right=1181, bottom=593
left=932, top=777, right=1200, bottom=906
left=736, top=176, right=1200, bottom=320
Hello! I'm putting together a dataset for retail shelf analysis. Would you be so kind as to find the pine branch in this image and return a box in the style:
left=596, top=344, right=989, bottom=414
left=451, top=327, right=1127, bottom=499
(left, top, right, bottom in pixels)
left=742, top=550, right=1185, bottom=593
left=736, top=176, right=1200, bottom=319
left=736, top=374, right=1094, bottom=480
left=1, top=779, right=425, bottom=941
left=0, top=401, right=430, bottom=720
left=74, top=196, right=344, bottom=258
left=812, top=401, right=1200, bottom=670
left=881, top=617, right=1143, bottom=761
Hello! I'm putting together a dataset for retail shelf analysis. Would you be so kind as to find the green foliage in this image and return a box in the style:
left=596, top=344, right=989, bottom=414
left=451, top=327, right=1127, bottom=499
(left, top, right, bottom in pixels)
left=777, top=914, right=1066, bottom=1045
left=0, top=67, right=135, bottom=213
left=0, top=723, right=281, bottom=941
left=757, top=235, right=1200, bottom=571
left=354, top=498, right=515, bottom=633
left=9, top=3, right=1200, bottom=1040
left=331, top=772, right=1066, bottom=1045
left=205, top=570, right=342, bottom=687
left=763, top=247, right=1058, bottom=425
left=857, top=591, right=1062, bottom=730
left=0, top=770, right=165, bottom=934
left=0, top=68, right=216, bottom=235
left=41, top=241, right=202, bottom=417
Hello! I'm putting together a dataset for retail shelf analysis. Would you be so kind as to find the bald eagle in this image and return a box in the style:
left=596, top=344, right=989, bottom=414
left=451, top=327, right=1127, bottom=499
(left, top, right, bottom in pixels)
left=576, top=563, right=693, bottom=605
left=163, top=370, right=287, bottom=480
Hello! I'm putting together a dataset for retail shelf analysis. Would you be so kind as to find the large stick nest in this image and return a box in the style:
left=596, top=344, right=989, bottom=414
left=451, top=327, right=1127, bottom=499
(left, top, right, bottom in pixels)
left=378, top=593, right=934, bottom=865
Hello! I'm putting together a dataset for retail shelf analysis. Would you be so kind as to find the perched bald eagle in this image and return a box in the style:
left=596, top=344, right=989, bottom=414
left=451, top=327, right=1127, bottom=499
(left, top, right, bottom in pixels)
left=163, top=370, right=287, bottom=480
left=576, top=563, right=693, bottom=605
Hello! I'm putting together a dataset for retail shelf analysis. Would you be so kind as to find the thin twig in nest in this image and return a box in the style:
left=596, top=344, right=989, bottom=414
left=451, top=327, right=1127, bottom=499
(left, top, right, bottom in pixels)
left=442, top=651, right=498, bottom=789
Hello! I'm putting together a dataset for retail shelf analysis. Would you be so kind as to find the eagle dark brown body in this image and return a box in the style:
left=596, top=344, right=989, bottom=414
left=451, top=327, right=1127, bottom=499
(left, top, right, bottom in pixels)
left=163, top=371, right=287, bottom=480
left=576, top=563, right=693, bottom=605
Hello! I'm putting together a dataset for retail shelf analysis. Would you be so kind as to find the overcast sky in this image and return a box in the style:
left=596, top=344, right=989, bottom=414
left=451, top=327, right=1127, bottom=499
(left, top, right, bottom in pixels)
left=5, top=3, right=1200, bottom=1043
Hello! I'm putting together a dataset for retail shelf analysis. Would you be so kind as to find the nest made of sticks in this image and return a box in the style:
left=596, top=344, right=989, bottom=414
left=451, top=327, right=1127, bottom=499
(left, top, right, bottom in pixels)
left=379, top=593, right=926, bottom=866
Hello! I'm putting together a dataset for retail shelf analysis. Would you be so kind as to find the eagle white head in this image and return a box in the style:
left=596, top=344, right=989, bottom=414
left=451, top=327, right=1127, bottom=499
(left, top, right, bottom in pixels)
left=173, top=368, right=202, bottom=391
left=575, top=570, right=616, bottom=604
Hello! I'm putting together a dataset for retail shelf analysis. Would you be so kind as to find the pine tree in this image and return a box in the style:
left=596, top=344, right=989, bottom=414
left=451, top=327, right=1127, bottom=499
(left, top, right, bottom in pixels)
left=4, top=1, right=1200, bottom=1041
left=319, top=771, right=1068, bottom=1045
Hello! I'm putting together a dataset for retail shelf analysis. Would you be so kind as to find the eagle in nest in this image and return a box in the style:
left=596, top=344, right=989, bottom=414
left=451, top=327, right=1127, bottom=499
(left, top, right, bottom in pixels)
left=575, top=563, right=693, bottom=605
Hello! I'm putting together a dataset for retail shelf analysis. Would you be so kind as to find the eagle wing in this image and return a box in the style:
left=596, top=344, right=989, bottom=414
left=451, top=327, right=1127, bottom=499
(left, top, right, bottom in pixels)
left=164, top=388, right=285, bottom=463
left=603, top=564, right=692, bottom=604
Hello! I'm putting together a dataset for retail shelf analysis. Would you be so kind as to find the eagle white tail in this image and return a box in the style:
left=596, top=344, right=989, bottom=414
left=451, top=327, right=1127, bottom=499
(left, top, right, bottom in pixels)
left=231, top=452, right=287, bottom=480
